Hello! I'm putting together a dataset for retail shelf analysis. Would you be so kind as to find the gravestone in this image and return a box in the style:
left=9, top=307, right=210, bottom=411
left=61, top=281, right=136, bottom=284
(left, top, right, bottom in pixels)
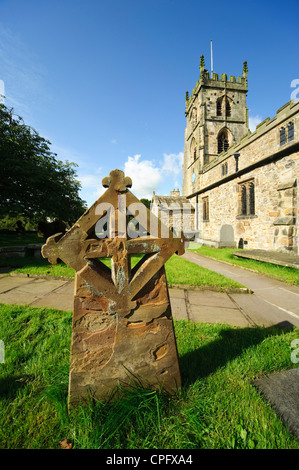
left=42, top=169, right=184, bottom=407
left=219, top=224, right=235, bottom=248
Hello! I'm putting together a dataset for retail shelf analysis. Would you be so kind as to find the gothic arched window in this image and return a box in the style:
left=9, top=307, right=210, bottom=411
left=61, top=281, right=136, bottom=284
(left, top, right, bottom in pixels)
left=217, top=96, right=232, bottom=117
left=239, top=180, right=255, bottom=216
left=288, top=122, right=294, bottom=142
left=202, top=196, right=209, bottom=221
left=217, top=129, right=229, bottom=154
left=280, top=127, right=286, bottom=146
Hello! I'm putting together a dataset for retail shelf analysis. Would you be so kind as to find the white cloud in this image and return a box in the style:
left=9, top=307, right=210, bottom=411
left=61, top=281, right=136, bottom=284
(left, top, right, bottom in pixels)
left=124, top=155, right=163, bottom=199
left=68, top=152, right=184, bottom=207
left=249, top=114, right=262, bottom=132
left=161, top=152, right=184, bottom=176
left=79, top=173, right=101, bottom=188
left=123, top=152, right=184, bottom=199
left=78, top=167, right=102, bottom=188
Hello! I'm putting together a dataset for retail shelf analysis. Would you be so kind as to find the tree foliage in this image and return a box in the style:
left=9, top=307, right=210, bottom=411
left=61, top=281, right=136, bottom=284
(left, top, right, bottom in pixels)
left=0, top=104, right=87, bottom=223
left=140, top=198, right=151, bottom=209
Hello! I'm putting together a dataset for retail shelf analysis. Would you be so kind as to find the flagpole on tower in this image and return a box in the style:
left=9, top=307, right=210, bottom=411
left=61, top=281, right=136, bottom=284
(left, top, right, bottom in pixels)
left=210, top=40, right=213, bottom=74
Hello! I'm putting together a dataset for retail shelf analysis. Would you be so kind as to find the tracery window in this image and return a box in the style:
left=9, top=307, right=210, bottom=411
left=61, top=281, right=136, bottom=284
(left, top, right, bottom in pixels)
left=288, top=121, right=294, bottom=142
left=280, top=127, right=286, bottom=146
left=218, top=129, right=229, bottom=154
left=239, top=180, right=255, bottom=216
left=216, top=96, right=232, bottom=117
left=202, top=196, right=209, bottom=221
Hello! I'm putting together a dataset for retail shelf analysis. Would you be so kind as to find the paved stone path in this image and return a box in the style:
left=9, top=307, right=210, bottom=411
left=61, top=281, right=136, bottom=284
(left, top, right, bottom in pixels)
left=182, top=251, right=299, bottom=329
left=0, top=273, right=254, bottom=327
left=1, top=251, right=299, bottom=328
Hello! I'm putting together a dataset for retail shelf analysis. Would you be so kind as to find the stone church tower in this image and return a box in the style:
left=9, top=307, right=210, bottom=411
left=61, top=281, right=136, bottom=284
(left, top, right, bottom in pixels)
left=183, top=56, right=249, bottom=197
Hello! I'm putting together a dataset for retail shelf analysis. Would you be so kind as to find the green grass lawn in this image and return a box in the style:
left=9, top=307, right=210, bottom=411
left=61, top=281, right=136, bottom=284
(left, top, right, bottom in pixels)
left=190, top=246, right=299, bottom=286
left=0, top=303, right=298, bottom=449
left=0, top=254, right=245, bottom=289
left=165, top=255, right=244, bottom=289
left=0, top=232, right=45, bottom=247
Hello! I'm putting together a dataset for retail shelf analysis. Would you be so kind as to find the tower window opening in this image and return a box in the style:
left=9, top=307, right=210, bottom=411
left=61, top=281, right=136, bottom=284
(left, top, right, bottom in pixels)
left=218, top=129, right=229, bottom=154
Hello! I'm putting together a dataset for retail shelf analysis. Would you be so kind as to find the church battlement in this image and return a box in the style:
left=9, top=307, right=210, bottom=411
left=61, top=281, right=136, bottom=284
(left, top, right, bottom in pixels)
left=185, top=56, right=248, bottom=115
left=183, top=55, right=249, bottom=189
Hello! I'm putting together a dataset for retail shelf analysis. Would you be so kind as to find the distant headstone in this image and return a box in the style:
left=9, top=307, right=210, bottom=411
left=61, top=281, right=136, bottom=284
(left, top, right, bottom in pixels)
left=219, top=224, right=235, bottom=247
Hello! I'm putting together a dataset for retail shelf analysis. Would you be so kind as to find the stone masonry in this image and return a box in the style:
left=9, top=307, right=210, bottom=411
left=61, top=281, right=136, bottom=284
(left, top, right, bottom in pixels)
left=151, top=189, right=195, bottom=236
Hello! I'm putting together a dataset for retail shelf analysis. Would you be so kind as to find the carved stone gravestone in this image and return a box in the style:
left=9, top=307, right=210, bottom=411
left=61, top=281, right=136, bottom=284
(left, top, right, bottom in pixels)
left=42, top=169, right=184, bottom=407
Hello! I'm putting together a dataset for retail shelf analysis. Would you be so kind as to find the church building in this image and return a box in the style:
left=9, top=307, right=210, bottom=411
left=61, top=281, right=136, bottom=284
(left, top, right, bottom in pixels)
left=182, top=56, right=299, bottom=254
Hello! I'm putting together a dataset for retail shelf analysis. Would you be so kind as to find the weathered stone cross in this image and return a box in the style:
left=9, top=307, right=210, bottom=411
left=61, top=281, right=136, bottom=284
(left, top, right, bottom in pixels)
left=42, top=169, right=184, bottom=407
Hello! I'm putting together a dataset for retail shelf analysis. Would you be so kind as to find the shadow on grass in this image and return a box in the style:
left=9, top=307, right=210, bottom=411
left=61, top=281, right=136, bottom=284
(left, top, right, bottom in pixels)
left=0, top=374, right=34, bottom=400
left=179, top=321, right=295, bottom=385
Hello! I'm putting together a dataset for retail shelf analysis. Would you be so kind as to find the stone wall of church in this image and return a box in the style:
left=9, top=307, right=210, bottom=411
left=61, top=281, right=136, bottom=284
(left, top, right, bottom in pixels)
left=197, top=152, right=298, bottom=252
left=195, top=100, right=299, bottom=253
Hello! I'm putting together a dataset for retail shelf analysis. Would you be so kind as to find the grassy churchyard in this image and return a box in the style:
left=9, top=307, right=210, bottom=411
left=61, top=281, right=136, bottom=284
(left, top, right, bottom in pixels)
left=0, top=302, right=298, bottom=449
left=190, top=246, right=299, bottom=286
left=0, top=239, right=299, bottom=449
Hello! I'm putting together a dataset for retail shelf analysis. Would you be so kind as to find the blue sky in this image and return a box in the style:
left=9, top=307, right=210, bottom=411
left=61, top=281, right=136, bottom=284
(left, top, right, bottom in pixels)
left=0, top=0, right=298, bottom=207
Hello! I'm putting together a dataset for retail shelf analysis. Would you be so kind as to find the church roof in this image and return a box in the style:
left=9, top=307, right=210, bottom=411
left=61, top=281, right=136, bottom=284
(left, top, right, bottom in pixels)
left=152, top=195, right=195, bottom=210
